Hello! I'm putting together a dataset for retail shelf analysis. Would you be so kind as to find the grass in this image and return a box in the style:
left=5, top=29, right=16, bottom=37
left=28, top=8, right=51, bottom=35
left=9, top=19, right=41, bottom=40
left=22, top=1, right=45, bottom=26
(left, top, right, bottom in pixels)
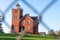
left=0, top=33, right=59, bottom=40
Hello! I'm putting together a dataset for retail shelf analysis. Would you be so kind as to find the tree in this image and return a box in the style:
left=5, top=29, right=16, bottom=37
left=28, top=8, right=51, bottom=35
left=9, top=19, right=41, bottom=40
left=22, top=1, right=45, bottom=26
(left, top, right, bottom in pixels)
left=57, top=30, right=60, bottom=36
left=0, top=14, right=4, bottom=33
left=0, top=22, right=4, bottom=33
left=47, top=30, right=56, bottom=36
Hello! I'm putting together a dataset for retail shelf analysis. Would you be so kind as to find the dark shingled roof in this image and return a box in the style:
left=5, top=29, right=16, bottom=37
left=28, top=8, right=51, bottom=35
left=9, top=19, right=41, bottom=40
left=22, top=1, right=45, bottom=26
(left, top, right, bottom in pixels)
left=31, top=17, right=38, bottom=21
left=19, top=14, right=38, bottom=22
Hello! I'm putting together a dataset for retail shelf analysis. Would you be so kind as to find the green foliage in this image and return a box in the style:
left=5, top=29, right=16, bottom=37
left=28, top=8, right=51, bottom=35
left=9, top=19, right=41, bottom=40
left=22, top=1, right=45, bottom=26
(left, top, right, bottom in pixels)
left=0, top=38, right=15, bottom=40
left=0, top=33, right=59, bottom=40
left=47, top=30, right=56, bottom=36
left=57, top=30, right=60, bottom=36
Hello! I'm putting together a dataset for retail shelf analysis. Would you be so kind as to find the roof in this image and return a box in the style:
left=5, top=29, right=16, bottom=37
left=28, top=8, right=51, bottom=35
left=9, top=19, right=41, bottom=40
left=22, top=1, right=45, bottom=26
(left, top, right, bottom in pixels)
left=31, top=17, right=38, bottom=21
left=19, top=14, right=38, bottom=22
left=19, top=14, right=29, bottom=22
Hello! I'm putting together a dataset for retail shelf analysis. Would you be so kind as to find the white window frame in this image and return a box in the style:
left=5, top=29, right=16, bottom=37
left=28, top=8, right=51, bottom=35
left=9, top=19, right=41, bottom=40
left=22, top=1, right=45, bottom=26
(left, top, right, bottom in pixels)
left=28, top=20, right=30, bottom=24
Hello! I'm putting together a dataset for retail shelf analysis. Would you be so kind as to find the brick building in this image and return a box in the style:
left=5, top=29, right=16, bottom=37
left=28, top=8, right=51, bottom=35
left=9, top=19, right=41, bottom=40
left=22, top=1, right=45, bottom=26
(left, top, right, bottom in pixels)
left=11, top=3, right=39, bottom=34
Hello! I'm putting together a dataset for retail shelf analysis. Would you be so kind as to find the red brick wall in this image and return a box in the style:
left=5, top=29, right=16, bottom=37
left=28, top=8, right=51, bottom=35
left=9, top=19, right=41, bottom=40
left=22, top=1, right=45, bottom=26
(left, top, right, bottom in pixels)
left=11, top=8, right=22, bottom=34
left=21, top=15, right=34, bottom=33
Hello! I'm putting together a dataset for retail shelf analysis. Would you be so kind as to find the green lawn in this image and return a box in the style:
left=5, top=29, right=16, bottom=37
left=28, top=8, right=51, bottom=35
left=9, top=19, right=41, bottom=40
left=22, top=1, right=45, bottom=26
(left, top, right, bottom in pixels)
left=0, top=33, right=59, bottom=40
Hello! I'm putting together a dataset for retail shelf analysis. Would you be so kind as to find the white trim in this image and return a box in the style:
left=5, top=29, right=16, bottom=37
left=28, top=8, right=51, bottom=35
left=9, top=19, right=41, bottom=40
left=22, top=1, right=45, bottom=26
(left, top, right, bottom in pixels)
left=28, top=16, right=33, bottom=21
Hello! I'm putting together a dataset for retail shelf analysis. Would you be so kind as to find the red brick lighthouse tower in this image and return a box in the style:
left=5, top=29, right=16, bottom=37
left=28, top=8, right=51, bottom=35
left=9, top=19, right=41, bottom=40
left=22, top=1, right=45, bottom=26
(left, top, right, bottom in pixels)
left=11, top=3, right=23, bottom=34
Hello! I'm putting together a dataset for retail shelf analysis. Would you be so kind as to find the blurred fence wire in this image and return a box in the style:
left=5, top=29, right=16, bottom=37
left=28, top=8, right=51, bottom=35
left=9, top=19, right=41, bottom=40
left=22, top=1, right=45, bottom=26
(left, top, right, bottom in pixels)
left=0, top=0, right=59, bottom=40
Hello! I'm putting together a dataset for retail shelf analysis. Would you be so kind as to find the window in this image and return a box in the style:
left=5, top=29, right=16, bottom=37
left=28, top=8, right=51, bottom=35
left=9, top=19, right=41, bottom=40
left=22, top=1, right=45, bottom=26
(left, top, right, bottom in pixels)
left=21, top=27, right=24, bottom=32
left=12, top=27, right=16, bottom=31
left=15, top=10, right=18, bottom=13
left=14, top=10, right=18, bottom=19
left=14, top=15, right=17, bottom=19
left=28, top=20, right=30, bottom=24
left=19, top=26, right=24, bottom=32
left=22, top=20, right=25, bottom=24
left=27, top=26, right=30, bottom=31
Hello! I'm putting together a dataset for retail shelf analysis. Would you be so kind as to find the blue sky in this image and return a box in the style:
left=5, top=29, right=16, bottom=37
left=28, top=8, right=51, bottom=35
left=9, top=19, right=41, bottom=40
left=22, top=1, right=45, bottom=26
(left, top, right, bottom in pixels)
left=0, top=0, right=60, bottom=33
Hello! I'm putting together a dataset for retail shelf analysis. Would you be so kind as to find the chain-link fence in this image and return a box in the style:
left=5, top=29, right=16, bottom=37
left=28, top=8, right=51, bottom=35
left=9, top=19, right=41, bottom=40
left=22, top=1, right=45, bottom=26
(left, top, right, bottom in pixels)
left=0, top=0, right=59, bottom=40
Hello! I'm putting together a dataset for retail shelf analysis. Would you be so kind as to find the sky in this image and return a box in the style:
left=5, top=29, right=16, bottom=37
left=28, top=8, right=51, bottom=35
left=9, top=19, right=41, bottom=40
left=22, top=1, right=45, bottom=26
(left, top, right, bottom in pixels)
left=0, top=0, right=60, bottom=33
